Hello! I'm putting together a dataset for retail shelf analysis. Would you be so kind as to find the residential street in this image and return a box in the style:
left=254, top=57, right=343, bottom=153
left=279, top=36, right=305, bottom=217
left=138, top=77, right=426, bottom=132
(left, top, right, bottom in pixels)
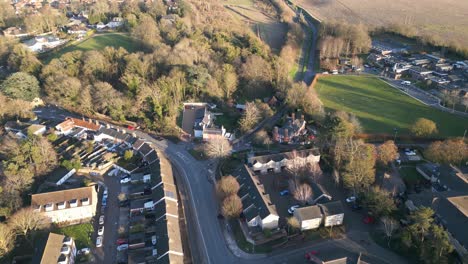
left=35, top=107, right=407, bottom=264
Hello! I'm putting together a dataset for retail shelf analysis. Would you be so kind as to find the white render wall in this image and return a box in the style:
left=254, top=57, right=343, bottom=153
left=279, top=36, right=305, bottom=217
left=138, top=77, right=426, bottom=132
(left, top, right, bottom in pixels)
left=324, top=213, right=344, bottom=227
left=300, top=218, right=322, bottom=230
left=260, top=214, right=279, bottom=230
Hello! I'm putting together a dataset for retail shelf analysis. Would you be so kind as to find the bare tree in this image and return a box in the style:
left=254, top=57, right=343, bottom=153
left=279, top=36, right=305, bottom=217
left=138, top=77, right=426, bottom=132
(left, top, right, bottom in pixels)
left=204, top=137, right=232, bottom=159
left=0, top=224, right=15, bottom=257
left=290, top=180, right=313, bottom=205
left=9, top=208, right=49, bottom=240
left=216, top=175, right=240, bottom=199
left=377, top=140, right=398, bottom=166
left=221, top=195, right=243, bottom=219
left=381, top=216, right=399, bottom=246
left=239, top=102, right=260, bottom=133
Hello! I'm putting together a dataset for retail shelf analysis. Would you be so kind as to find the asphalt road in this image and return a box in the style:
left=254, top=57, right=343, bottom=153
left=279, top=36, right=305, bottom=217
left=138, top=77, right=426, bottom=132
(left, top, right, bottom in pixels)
left=35, top=107, right=407, bottom=264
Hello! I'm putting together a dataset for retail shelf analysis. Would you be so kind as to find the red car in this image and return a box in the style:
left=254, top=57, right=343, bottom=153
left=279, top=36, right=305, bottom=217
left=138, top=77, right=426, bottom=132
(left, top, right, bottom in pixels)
left=363, top=216, right=375, bottom=224
left=304, top=250, right=319, bottom=260
left=127, top=125, right=135, bottom=130
left=116, top=238, right=128, bottom=245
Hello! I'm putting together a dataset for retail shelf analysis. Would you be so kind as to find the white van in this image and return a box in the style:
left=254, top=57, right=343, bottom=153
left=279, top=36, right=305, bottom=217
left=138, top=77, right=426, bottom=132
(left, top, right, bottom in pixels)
left=401, top=81, right=411, bottom=85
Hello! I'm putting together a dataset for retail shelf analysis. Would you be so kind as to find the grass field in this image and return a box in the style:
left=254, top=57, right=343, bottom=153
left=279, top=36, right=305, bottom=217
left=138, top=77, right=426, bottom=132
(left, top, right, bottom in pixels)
left=42, top=33, right=137, bottom=62
left=315, top=76, right=468, bottom=137
left=224, top=3, right=287, bottom=53
left=296, top=0, right=468, bottom=49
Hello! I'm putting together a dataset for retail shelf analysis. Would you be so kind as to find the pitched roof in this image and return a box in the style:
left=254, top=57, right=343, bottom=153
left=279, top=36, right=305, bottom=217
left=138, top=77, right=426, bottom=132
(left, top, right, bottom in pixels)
left=69, top=118, right=100, bottom=131
left=236, top=165, right=277, bottom=220
left=33, top=232, right=70, bottom=264
left=31, top=186, right=96, bottom=209
left=295, top=205, right=322, bottom=220
left=133, top=139, right=146, bottom=150
left=139, top=143, right=154, bottom=157
left=248, top=148, right=320, bottom=165
left=434, top=195, right=468, bottom=249
left=320, top=201, right=344, bottom=216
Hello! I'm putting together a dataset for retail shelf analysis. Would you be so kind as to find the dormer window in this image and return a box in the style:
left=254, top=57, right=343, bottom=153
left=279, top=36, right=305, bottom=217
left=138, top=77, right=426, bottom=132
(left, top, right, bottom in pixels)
left=69, top=199, right=78, bottom=208
left=45, top=203, right=54, bottom=212
left=57, top=201, right=66, bottom=210
left=81, top=197, right=90, bottom=206
left=33, top=205, right=41, bottom=212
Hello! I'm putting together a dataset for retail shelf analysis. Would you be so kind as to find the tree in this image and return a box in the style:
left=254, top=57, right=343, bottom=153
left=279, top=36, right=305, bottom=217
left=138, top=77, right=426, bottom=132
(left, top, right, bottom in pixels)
left=287, top=216, right=300, bottom=234
left=410, top=118, right=437, bottom=137
left=132, top=15, right=161, bottom=50
left=216, top=175, right=240, bottom=198
left=0, top=72, right=40, bottom=101
left=342, top=142, right=376, bottom=194
left=362, top=187, right=396, bottom=218
left=118, top=192, right=128, bottom=202
left=408, top=207, right=434, bottom=243
left=381, top=217, right=398, bottom=246
left=239, top=102, right=260, bottom=133
left=426, top=224, right=453, bottom=263
left=425, top=138, right=468, bottom=165
left=44, top=74, right=82, bottom=108
left=377, top=140, right=398, bottom=166
left=7, top=44, right=42, bottom=74
left=221, top=195, right=243, bottom=219
left=289, top=180, right=312, bottom=205
left=124, top=150, right=133, bottom=161
left=204, top=137, right=232, bottom=159
left=9, top=208, right=49, bottom=239
left=286, top=82, right=324, bottom=118
left=0, top=224, right=15, bottom=257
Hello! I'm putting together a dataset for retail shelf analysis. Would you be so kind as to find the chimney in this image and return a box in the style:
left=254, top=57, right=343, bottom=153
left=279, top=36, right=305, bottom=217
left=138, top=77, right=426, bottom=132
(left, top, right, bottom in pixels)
left=291, top=113, right=295, bottom=121
left=284, top=129, right=289, bottom=142
left=273, top=126, right=279, bottom=142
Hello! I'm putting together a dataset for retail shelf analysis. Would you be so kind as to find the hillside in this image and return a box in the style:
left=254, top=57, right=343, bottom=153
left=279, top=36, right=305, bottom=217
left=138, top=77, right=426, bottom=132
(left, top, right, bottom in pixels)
left=296, top=0, right=468, bottom=49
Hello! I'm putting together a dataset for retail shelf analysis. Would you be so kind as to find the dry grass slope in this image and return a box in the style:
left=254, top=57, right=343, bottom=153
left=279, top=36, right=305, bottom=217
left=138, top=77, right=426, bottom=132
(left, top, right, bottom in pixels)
left=296, top=0, right=468, bottom=48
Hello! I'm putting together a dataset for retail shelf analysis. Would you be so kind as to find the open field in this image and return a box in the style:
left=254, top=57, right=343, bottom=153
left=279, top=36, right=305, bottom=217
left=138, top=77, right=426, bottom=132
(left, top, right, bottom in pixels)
left=224, top=2, right=288, bottom=53
left=42, top=33, right=137, bottom=62
left=315, top=76, right=468, bottom=137
left=295, top=0, right=468, bottom=48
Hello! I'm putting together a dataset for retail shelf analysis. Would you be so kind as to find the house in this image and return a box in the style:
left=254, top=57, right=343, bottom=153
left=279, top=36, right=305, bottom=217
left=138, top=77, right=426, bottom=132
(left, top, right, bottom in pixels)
left=107, top=17, right=124, bottom=28
left=67, top=24, right=89, bottom=36
left=248, top=148, right=320, bottom=174
left=272, top=113, right=307, bottom=143
left=138, top=143, right=154, bottom=157
left=182, top=103, right=227, bottom=140
left=425, top=53, right=445, bottom=64
left=31, top=186, right=98, bottom=225
left=96, top=22, right=106, bottom=30
left=28, top=124, right=47, bottom=136
left=294, top=205, right=322, bottom=230
left=24, top=36, right=66, bottom=53
left=436, top=63, right=453, bottom=72
left=32, top=232, right=76, bottom=264
left=55, top=118, right=101, bottom=135
left=237, top=165, right=279, bottom=230
left=409, top=66, right=433, bottom=80
left=3, top=27, right=29, bottom=38
left=319, top=201, right=345, bottom=227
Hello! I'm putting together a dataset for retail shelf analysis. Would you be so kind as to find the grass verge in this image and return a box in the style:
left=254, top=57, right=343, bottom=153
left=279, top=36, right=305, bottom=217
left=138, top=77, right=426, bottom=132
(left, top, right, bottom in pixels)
left=55, top=223, right=94, bottom=249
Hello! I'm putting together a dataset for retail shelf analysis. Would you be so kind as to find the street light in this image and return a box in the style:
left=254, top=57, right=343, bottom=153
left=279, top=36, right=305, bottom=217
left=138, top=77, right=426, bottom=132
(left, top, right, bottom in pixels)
left=393, top=128, right=398, bottom=142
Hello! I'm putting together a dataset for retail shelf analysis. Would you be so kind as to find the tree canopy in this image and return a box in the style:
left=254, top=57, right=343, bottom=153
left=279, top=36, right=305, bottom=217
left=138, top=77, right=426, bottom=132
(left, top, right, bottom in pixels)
left=1, top=72, right=40, bottom=101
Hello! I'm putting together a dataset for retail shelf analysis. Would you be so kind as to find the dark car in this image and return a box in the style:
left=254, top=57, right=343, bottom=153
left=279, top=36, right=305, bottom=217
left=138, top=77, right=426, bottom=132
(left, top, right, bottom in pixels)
left=351, top=203, right=362, bottom=211
left=119, top=200, right=130, bottom=207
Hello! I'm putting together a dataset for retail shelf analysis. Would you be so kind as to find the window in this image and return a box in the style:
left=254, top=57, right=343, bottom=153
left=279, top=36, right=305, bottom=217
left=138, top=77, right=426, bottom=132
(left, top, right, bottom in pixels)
left=45, top=203, right=54, bottom=211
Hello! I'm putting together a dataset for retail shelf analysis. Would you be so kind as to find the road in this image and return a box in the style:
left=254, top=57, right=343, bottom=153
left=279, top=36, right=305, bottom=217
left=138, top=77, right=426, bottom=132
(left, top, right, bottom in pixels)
left=35, top=107, right=407, bottom=264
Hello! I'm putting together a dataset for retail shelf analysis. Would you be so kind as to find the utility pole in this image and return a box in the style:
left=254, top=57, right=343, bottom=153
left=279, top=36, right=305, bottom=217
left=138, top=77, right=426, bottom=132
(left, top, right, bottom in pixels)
left=463, top=129, right=467, bottom=141
left=393, top=128, right=398, bottom=143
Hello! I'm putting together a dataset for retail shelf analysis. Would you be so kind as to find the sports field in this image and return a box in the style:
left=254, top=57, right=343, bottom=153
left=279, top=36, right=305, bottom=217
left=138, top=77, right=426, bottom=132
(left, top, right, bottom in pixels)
left=43, top=33, right=137, bottom=62
left=315, top=76, right=468, bottom=137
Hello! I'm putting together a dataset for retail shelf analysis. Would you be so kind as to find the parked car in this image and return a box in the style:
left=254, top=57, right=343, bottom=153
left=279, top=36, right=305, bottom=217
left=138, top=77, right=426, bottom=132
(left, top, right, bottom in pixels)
left=363, top=216, right=375, bottom=224
left=98, top=226, right=104, bottom=236
left=279, top=190, right=289, bottom=196
left=120, top=177, right=131, bottom=184
left=346, top=196, right=356, bottom=203
left=116, top=239, right=128, bottom=245
left=121, top=174, right=130, bottom=180
left=405, top=150, right=417, bottom=156
left=119, top=200, right=130, bottom=207
left=304, top=250, right=319, bottom=260
left=103, top=189, right=108, bottom=199
left=288, top=205, right=300, bottom=215
left=77, top=248, right=90, bottom=255
left=99, top=215, right=105, bottom=225
left=351, top=203, right=362, bottom=211
left=152, top=235, right=157, bottom=245
left=96, top=236, right=103, bottom=247
left=102, top=198, right=107, bottom=206
left=117, top=244, right=129, bottom=251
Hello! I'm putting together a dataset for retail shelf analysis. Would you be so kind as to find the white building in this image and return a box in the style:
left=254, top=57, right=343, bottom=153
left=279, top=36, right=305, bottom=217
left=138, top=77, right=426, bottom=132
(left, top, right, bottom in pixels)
left=319, top=201, right=345, bottom=227
left=107, top=17, right=124, bottom=28
left=294, top=205, right=323, bottom=230
left=31, top=186, right=98, bottom=225
left=248, top=149, right=320, bottom=174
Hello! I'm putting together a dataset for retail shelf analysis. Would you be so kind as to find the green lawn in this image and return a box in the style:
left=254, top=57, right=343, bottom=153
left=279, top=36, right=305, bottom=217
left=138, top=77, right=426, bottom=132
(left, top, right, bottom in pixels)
left=399, top=166, right=424, bottom=186
left=55, top=223, right=94, bottom=249
left=42, top=33, right=137, bottom=63
left=315, top=76, right=468, bottom=137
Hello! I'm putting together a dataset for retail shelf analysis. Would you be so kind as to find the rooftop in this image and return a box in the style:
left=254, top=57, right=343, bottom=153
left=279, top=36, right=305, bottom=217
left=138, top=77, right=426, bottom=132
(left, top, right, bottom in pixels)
left=32, top=232, right=72, bottom=264
left=320, top=201, right=344, bottom=216
left=31, top=186, right=96, bottom=210
left=295, top=205, right=322, bottom=220
left=248, top=148, right=320, bottom=165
